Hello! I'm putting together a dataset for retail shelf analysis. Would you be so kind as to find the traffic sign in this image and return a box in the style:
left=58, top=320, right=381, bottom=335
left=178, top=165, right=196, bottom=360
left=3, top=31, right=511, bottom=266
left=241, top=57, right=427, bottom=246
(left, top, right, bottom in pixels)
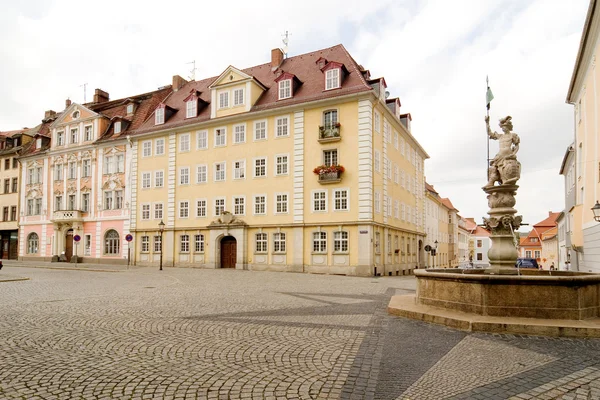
left=424, top=245, right=431, bottom=252
left=125, top=234, right=133, bottom=242
left=73, top=234, right=81, bottom=242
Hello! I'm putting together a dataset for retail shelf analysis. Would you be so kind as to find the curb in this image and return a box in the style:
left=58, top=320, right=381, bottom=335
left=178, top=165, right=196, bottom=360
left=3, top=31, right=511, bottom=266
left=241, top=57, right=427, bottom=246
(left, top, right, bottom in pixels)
left=5, top=265, right=126, bottom=273
left=0, top=277, right=30, bottom=283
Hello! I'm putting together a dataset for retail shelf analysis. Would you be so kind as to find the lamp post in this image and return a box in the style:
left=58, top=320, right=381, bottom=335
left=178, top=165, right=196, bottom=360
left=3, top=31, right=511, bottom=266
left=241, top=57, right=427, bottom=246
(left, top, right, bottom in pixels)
left=434, top=240, right=438, bottom=268
left=592, top=201, right=600, bottom=222
left=158, top=219, right=165, bottom=271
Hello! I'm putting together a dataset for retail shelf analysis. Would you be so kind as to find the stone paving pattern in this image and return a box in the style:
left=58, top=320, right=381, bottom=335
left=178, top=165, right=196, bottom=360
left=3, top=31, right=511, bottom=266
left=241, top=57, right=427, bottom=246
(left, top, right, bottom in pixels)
left=0, top=265, right=599, bottom=399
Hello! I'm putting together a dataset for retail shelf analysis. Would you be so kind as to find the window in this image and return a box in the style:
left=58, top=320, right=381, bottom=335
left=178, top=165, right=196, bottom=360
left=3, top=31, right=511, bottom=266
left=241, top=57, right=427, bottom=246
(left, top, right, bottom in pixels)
left=186, top=100, right=197, bottom=118
left=27, top=199, right=33, bottom=215
left=72, top=110, right=80, bottom=119
left=3, top=159, right=8, bottom=170
left=155, top=171, right=164, bottom=187
left=179, top=201, right=189, bottom=218
left=155, top=108, right=165, bottom=125
left=196, top=199, right=207, bottom=217
left=3, top=179, right=9, bottom=194
left=57, top=131, right=65, bottom=146
left=275, top=116, right=289, bottom=137
left=393, top=164, right=399, bottom=184
left=233, top=160, right=245, bottom=179
left=534, top=250, right=541, bottom=259
left=325, top=69, right=340, bottom=90
left=10, top=206, right=16, bottom=221
left=233, top=88, right=244, bottom=106
left=141, top=236, right=150, bottom=252
left=279, top=79, right=291, bottom=99
left=127, top=104, right=135, bottom=115
left=82, top=193, right=90, bottom=212
left=141, top=204, right=150, bottom=220
left=114, top=121, right=121, bottom=134
left=219, top=91, right=229, bottom=108
left=142, top=141, right=152, bottom=157
left=196, top=131, right=208, bottom=149
left=84, top=125, right=93, bottom=141
left=34, top=198, right=41, bottom=215
left=194, top=234, right=205, bottom=252
left=155, top=138, right=165, bottom=155
left=374, top=190, right=381, bottom=213
left=82, top=159, right=91, bottom=177
left=254, top=195, right=266, bottom=215
left=214, top=198, right=225, bottom=216
left=142, top=172, right=151, bottom=189
left=84, top=234, right=91, bottom=256
left=387, top=196, right=392, bottom=216
left=254, top=158, right=266, bottom=177
left=323, top=110, right=338, bottom=129
left=313, top=191, right=327, bottom=212
left=67, top=195, right=76, bottom=210
left=394, top=131, right=399, bottom=150
left=234, top=124, right=245, bottom=144
left=313, top=232, right=327, bottom=253
left=70, top=128, right=78, bottom=144
left=215, top=128, right=226, bottom=147
left=400, top=138, right=405, bottom=156
left=323, top=149, right=338, bottom=166
left=477, top=253, right=483, bottom=261
left=255, top=233, right=267, bottom=253
left=2, top=207, right=7, bottom=221
left=214, top=162, right=225, bottom=181
left=104, top=230, right=120, bottom=255
left=387, top=234, right=392, bottom=254
left=333, top=189, right=348, bottom=211
left=104, top=191, right=113, bottom=210
left=180, top=134, right=190, bottom=152
left=154, top=235, right=162, bottom=253
left=27, top=233, right=39, bottom=254
left=115, top=190, right=123, bottom=209
left=254, top=121, right=267, bottom=140
left=334, top=231, right=349, bottom=253
left=394, top=200, right=399, bottom=219
left=233, top=196, right=245, bottom=215
left=12, top=158, right=17, bottom=168
left=525, top=250, right=532, bottom=258
left=196, top=165, right=207, bottom=183
left=375, top=232, right=381, bottom=254
left=103, top=156, right=114, bottom=174
left=154, top=203, right=163, bottom=219
left=180, top=167, right=190, bottom=185
left=276, top=193, right=288, bottom=213
left=68, top=162, right=76, bottom=179
left=477, top=240, right=482, bottom=248
left=374, top=150, right=381, bottom=172
left=275, top=155, right=288, bottom=175
left=55, top=195, right=63, bottom=211
left=180, top=235, right=190, bottom=253
left=383, top=121, right=390, bottom=143
left=273, top=233, right=286, bottom=252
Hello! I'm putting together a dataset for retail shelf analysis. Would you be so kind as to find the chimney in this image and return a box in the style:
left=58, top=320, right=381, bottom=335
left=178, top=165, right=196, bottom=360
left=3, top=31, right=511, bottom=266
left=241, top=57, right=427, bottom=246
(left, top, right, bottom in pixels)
left=93, top=89, right=109, bottom=103
left=44, top=110, right=56, bottom=120
left=65, top=98, right=71, bottom=109
left=271, top=48, right=283, bottom=71
left=172, top=75, right=188, bottom=92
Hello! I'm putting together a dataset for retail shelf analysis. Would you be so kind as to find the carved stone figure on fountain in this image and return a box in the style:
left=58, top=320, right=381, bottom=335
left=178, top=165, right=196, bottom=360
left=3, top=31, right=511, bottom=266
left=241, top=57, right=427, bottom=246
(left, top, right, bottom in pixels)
left=484, top=115, right=521, bottom=188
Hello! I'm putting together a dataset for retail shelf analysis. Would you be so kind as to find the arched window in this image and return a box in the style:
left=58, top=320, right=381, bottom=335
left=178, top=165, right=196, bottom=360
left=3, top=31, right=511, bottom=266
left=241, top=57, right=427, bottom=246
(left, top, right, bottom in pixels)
left=104, top=230, right=120, bottom=255
left=27, top=233, right=39, bottom=254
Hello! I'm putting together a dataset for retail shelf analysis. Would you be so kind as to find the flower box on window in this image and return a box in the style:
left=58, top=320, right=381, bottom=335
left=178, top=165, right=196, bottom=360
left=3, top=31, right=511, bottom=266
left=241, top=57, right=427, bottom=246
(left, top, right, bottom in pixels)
left=318, top=123, right=341, bottom=143
left=313, top=165, right=344, bottom=184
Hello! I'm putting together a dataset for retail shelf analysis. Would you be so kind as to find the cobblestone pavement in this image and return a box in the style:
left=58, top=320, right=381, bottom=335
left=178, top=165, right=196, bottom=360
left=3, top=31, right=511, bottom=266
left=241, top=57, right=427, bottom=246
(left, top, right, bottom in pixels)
left=1, top=266, right=600, bottom=399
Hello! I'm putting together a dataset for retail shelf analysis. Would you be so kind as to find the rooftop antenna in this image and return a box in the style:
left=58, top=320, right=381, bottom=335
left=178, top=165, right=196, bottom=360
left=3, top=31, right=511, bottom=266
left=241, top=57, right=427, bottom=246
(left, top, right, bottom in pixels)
left=281, top=31, right=291, bottom=58
left=187, top=60, right=197, bottom=81
left=80, top=83, right=88, bottom=103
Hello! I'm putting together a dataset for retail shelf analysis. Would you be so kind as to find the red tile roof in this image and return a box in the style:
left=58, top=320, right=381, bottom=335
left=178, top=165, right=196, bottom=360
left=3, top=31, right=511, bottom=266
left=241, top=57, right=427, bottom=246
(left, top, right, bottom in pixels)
left=425, top=182, right=438, bottom=195
left=441, top=198, right=458, bottom=212
left=0, top=129, right=27, bottom=138
left=534, top=212, right=560, bottom=228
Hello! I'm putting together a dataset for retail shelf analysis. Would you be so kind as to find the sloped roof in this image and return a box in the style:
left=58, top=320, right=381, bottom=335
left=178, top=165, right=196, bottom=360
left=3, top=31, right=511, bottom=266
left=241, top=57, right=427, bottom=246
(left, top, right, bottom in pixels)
left=425, top=182, right=438, bottom=195
left=441, top=198, right=458, bottom=212
left=534, top=212, right=561, bottom=228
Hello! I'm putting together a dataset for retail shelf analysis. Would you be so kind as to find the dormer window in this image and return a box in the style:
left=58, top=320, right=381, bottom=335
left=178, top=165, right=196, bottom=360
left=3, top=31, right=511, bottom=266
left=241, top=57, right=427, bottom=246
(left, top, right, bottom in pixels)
left=219, top=91, right=229, bottom=109
left=155, top=108, right=165, bottom=125
left=279, top=80, right=291, bottom=99
left=126, top=104, right=135, bottom=115
left=72, top=110, right=80, bottom=119
left=186, top=100, right=197, bottom=118
left=114, top=121, right=122, bottom=134
left=57, top=131, right=65, bottom=146
left=326, top=69, right=340, bottom=90
left=36, top=138, right=42, bottom=149
left=233, top=88, right=244, bottom=106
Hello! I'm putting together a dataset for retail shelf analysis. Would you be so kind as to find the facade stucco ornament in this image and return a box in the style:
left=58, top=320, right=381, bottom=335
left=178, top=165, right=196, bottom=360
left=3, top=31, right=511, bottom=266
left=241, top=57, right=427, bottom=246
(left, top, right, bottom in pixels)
left=26, top=185, right=42, bottom=199
left=208, top=211, right=248, bottom=228
left=53, top=188, right=63, bottom=196
left=80, top=186, right=91, bottom=193
left=102, top=175, right=124, bottom=190
left=67, top=182, right=77, bottom=195
left=67, top=153, right=78, bottom=163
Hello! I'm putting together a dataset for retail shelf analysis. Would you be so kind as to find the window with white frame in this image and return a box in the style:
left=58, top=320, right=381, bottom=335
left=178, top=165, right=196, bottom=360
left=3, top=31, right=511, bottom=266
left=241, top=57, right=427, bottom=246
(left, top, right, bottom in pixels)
left=116, top=154, right=124, bottom=173
left=154, top=203, right=163, bottom=219
left=154, top=235, right=162, bottom=253
left=255, top=233, right=267, bottom=253
left=323, top=110, right=338, bottom=129
left=273, top=232, right=286, bottom=252
left=313, top=191, right=327, bottom=212
left=179, top=167, right=190, bottom=185
left=394, top=131, right=399, bottom=149
left=394, top=200, right=400, bottom=219
left=155, top=171, right=164, bottom=187
left=196, top=165, right=207, bottom=183
left=525, top=250, right=532, bottom=258
left=374, top=150, right=381, bottom=172
left=141, top=236, right=149, bottom=252
left=82, top=159, right=91, bottom=177
left=374, top=190, right=381, bottom=213
left=400, top=170, right=405, bottom=188
left=279, top=79, right=291, bottom=99
left=155, top=138, right=165, bottom=155
left=388, top=234, right=392, bottom=254
left=70, top=128, right=78, bottom=144
left=215, top=128, right=226, bottom=147
left=180, top=134, right=190, bottom=152
left=155, top=108, right=165, bottom=125
left=233, top=196, right=245, bottom=215
left=275, top=155, right=288, bottom=175
left=68, top=162, right=76, bottom=179
left=218, top=91, right=229, bottom=109
left=214, top=162, right=225, bottom=181
left=254, top=158, right=266, bottom=177
left=142, top=172, right=151, bottom=189
left=334, top=231, right=349, bottom=252
left=196, top=130, right=208, bottom=149
left=195, top=234, right=205, bottom=252
left=400, top=138, right=405, bottom=156
left=196, top=199, right=207, bottom=217
left=115, top=190, right=123, bottom=209
left=387, top=195, right=392, bottom=216
left=383, top=121, right=390, bottom=143
left=54, top=195, right=62, bottom=211
left=375, top=232, right=381, bottom=254
left=374, top=112, right=380, bottom=133
left=334, top=189, right=348, bottom=211
left=393, top=164, right=399, bottom=184
left=180, top=235, right=190, bottom=253
left=233, top=160, right=245, bottom=179
left=254, top=195, right=266, bottom=215
left=179, top=201, right=189, bottom=218
left=67, top=194, right=75, bottom=210
left=142, top=141, right=152, bottom=157
left=276, top=193, right=288, bottom=213
left=186, top=100, right=197, bottom=118
left=82, top=193, right=90, bottom=212
left=325, top=69, right=340, bottom=90
left=127, top=104, right=135, bottom=115
left=114, top=121, right=121, bottom=134
left=104, top=191, right=113, bottom=210
left=141, top=204, right=150, bottom=220
left=27, top=233, right=39, bottom=254
left=254, top=121, right=266, bottom=140
left=323, top=149, right=338, bottom=166
left=312, top=232, right=327, bottom=253
left=534, top=250, right=541, bottom=259
left=103, top=154, right=114, bottom=173
left=54, top=164, right=63, bottom=180
left=57, top=131, right=65, bottom=146
left=233, top=88, right=244, bottom=106
left=214, top=198, right=225, bottom=216
left=234, top=124, right=245, bottom=143
left=275, top=116, right=289, bottom=137
left=84, top=125, right=93, bottom=141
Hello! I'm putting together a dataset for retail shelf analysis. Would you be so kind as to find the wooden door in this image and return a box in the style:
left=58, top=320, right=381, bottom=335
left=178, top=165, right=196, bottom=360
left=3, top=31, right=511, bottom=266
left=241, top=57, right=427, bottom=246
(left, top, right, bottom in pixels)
left=65, top=231, right=73, bottom=262
left=1, top=239, right=8, bottom=259
left=220, top=237, right=237, bottom=268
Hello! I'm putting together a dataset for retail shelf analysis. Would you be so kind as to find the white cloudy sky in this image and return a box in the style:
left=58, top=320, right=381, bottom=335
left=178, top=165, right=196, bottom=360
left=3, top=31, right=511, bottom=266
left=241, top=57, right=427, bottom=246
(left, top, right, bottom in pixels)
left=0, top=0, right=589, bottom=226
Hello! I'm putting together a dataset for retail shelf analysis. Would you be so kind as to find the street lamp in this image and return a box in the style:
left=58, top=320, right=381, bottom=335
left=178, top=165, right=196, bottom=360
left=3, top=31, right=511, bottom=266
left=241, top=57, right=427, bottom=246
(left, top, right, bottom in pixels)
left=158, top=219, right=165, bottom=271
left=434, top=240, right=438, bottom=268
left=592, top=201, right=600, bottom=222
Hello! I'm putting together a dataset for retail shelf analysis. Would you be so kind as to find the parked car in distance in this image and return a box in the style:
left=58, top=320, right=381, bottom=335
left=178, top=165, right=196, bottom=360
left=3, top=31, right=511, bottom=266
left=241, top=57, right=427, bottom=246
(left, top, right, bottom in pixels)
left=515, top=258, right=539, bottom=269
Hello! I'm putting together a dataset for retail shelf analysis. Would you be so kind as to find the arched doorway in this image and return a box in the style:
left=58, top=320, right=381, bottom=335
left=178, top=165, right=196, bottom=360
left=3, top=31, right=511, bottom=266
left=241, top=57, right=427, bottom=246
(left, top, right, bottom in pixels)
left=220, top=236, right=237, bottom=268
left=65, top=229, right=74, bottom=262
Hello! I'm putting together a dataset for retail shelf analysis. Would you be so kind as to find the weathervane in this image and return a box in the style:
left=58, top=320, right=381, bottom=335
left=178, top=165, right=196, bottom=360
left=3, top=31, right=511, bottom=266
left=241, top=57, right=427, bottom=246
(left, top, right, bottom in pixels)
left=282, top=31, right=291, bottom=58
left=80, top=83, right=88, bottom=103
left=187, top=60, right=197, bottom=81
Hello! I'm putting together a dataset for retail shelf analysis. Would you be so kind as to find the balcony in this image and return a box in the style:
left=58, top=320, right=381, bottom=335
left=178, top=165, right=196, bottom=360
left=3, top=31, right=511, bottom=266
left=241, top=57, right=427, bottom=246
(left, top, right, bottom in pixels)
left=318, top=125, right=341, bottom=143
left=52, top=210, right=83, bottom=222
left=318, top=171, right=342, bottom=184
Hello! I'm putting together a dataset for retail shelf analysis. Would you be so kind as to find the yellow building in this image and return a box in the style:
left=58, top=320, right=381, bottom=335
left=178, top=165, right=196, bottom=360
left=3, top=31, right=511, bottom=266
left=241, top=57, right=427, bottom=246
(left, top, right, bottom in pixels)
left=129, top=45, right=428, bottom=276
